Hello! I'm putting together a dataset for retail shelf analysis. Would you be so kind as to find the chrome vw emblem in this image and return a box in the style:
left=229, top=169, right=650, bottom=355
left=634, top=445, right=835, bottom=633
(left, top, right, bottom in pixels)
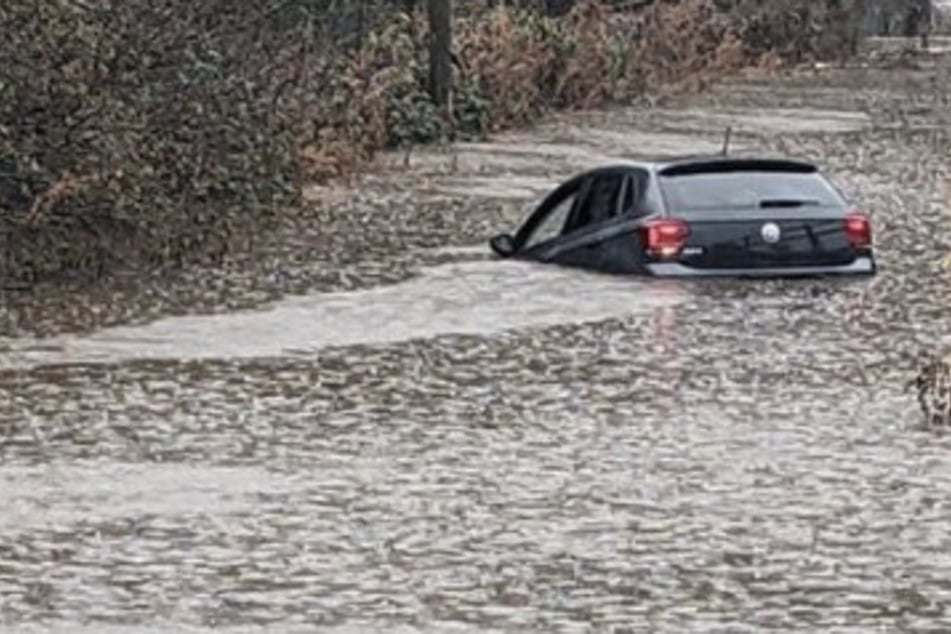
left=761, top=222, right=781, bottom=244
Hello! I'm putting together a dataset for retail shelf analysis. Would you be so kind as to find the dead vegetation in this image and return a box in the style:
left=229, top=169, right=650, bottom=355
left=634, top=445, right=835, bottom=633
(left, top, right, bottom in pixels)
left=0, top=0, right=862, bottom=289
left=301, top=0, right=862, bottom=178
left=907, top=354, right=951, bottom=428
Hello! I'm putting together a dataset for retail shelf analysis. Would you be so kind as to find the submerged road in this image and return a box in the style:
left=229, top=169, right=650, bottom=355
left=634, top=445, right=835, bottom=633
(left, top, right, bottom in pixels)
left=3, top=50, right=951, bottom=632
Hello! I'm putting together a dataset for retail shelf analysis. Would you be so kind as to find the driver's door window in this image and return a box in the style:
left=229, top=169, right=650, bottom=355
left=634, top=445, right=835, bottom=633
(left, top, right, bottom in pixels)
left=522, top=191, right=577, bottom=250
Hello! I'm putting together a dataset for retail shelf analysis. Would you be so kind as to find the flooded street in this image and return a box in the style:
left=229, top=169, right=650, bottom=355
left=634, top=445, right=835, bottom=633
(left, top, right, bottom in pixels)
left=4, top=51, right=951, bottom=632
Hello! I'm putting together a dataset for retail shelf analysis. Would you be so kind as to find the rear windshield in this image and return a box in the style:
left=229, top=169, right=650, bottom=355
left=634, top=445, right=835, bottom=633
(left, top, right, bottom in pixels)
left=658, top=171, right=844, bottom=211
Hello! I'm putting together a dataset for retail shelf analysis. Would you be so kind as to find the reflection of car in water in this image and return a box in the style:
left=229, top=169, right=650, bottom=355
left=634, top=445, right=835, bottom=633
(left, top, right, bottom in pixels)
left=489, top=155, right=876, bottom=278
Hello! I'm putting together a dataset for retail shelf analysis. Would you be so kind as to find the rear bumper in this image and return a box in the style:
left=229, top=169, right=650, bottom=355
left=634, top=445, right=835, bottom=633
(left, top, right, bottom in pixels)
left=645, top=255, right=876, bottom=278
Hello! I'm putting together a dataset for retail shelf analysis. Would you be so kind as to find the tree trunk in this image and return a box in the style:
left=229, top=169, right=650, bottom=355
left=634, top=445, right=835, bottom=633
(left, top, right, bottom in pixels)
left=428, top=0, right=453, bottom=113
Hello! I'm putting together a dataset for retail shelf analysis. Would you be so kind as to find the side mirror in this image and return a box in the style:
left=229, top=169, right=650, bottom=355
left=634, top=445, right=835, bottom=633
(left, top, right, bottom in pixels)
left=490, top=233, right=516, bottom=258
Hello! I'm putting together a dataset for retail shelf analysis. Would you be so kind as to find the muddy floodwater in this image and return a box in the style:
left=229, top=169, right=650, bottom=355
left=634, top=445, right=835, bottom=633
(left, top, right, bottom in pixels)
left=4, top=50, right=951, bottom=632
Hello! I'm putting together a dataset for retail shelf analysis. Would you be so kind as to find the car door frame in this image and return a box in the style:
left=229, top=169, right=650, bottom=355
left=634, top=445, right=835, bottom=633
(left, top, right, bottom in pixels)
left=545, top=166, right=639, bottom=266
left=529, top=166, right=655, bottom=270
left=514, top=167, right=628, bottom=255
left=510, top=171, right=590, bottom=257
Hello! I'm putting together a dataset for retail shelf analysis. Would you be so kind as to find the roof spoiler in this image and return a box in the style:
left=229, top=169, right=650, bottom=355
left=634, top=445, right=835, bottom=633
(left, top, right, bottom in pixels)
left=659, top=157, right=819, bottom=177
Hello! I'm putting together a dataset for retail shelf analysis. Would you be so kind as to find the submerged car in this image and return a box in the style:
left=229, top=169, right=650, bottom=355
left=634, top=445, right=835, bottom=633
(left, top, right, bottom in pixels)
left=489, top=155, right=876, bottom=278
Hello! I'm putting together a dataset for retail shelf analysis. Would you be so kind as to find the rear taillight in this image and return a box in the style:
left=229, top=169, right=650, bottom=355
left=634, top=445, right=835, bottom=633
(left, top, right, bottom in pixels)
left=844, top=211, right=872, bottom=248
left=643, top=219, right=689, bottom=259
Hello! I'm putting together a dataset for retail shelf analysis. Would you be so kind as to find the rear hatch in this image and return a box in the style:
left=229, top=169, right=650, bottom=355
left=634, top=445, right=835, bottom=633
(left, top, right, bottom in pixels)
left=678, top=207, right=856, bottom=269
left=657, top=160, right=859, bottom=270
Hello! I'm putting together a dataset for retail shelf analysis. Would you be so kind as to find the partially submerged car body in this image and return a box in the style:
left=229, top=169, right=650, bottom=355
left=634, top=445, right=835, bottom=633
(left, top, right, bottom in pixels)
left=489, top=154, right=876, bottom=278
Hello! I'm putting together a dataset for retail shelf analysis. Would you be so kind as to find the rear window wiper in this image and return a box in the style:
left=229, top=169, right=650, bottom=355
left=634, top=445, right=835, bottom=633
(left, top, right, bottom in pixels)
left=758, top=198, right=821, bottom=208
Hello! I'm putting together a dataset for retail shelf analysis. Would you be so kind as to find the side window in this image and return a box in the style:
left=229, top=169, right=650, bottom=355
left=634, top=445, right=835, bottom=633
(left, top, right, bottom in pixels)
left=622, top=175, right=637, bottom=214
left=522, top=190, right=577, bottom=250
left=638, top=173, right=663, bottom=216
left=564, top=173, right=625, bottom=234
left=621, top=170, right=652, bottom=217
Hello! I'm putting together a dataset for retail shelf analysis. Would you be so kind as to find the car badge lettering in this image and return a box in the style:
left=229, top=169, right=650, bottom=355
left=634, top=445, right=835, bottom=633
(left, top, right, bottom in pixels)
left=761, top=222, right=781, bottom=244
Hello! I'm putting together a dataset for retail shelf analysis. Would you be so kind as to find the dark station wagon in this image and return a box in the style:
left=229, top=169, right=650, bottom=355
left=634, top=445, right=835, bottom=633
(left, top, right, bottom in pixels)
left=489, top=155, right=876, bottom=278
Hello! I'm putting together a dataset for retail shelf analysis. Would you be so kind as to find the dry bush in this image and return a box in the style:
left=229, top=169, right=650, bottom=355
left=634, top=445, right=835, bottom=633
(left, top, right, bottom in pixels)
left=549, top=1, right=616, bottom=107
left=0, top=0, right=404, bottom=287
left=455, top=8, right=556, bottom=129
left=0, top=0, right=315, bottom=287
left=449, top=0, right=855, bottom=132
left=295, top=12, right=441, bottom=182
